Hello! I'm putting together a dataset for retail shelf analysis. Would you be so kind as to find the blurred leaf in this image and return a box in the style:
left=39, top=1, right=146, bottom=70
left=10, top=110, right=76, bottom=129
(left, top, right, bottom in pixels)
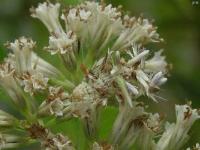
left=0, top=46, right=7, bottom=61
left=98, top=106, right=118, bottom=140
left=50, top=118, right=87, bottom=150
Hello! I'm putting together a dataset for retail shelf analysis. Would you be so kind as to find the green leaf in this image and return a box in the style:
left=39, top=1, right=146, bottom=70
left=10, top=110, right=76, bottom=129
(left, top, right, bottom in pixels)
left=50, top=118, right=88, bottom=150
left=98, top=106, right=118, bottom=141
left=0, top=46, right=7, bottom=61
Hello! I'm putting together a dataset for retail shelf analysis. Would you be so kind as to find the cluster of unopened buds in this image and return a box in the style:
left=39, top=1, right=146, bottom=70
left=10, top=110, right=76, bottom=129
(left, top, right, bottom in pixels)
left=0, top=1, right=199, bottom=150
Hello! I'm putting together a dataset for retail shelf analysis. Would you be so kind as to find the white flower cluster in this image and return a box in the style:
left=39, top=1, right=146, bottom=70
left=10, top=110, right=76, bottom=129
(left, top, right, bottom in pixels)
left=20, top=72, right=49, bottom=95
left=0, top=1, right=199, bottom=150
left=156, top=104, right=200, bottom=150
left=0, top=37, right=60, bottom=107
left=26, top=123, right=74, bottom=150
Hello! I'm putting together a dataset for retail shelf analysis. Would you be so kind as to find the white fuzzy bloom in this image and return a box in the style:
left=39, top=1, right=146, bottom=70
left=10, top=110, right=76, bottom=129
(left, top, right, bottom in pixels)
left=61, top=1, right=123, bottom=53
left=39, top=131, right=74, bottom=150
left=66, top=8, right=91, bottom=21
left=40, top=99, right=65, bottom=117
left=145, top=50, right=167, bottom=73
left=0, top=62, right=15, bottom=78
left=67, top=8, right=77, bottom=20
left=136, top=70, right=150, bottom=92
left=50, top=134, right=74, bottom=150
left=47, top=31, right=77, bottom=55
left=79, top=9, right=92, bottom=21
left=146, top=113, right=161, bottom=132
left=112, top=17, right=162, bottom=51
left=63, top=100, right=100, bottom=119
left=125, top=81, right=139, bottom=96
left=136, top=70, right=167, bottom=102
left=71, top=82, right=100, bottom=102
left=111, top=102, right=146, bottom=148
left=6, top=37, right=61, bottom=77
left=1, top=1, right=195, bottom=150
left=6, top=37, right=35, bottom=74
left=156, top=105, right=200, bottom=150
left=39, top=86, right=69, bottom=117
left=150, top=71, right=167, bottom=87
left=20, top=72, right=48, bottom=95
left=0, top=61, right=25, bottom=106
left=98, top=4, right=121, bottom=20
left=127, top=50, right=149, bottom=66
left=31, top=2, right=63, bottom=33
left=8, top=37, right=35, bottom=51
left=48, top=86, right=69, bottom=100
left=140, top=19, right=161, bottom=42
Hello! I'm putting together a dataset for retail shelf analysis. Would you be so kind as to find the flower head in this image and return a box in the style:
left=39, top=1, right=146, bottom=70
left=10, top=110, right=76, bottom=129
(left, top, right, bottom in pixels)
left=156, top=104, right=200, bottom=150
left=31, top=2, right=62, bottom=33
left=46, top=31, right=77, bottom=55
left=0, top=1, right=198, bottom=150
left=20, top=72, right=49, bottom=95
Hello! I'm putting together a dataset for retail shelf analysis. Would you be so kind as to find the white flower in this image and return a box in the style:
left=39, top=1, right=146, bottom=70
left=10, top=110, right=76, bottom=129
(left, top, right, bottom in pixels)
left=48, top=100, right=64, bottom=117
left=71, top=82, right=100, bottom=102
left=39, top=87, right=69, bottom=117
left=43, top=134, right=74, bottom=150
left=0, top=61, right=25, bottom=106
left=0, top=62, right=15, bottom=78
left=5, top=37, right=35, bottom=74
left=98, top=4, right=121, bottom=20
left=48, top=86, right=69, bottom=100
left=51, top=134, right=74, bottom=150
left=123, top=15, right=136, bottom=28
left=31, top=2, right=63, bottom=33
left=125, top=81, right=139, bottom=96
left=79, top=9, right=92, bottom=21
left=136, top=70, right=167, bottom=102
left=66, top=8, right=91, bottom=21
left=61, top=1, right=123, bottom=52
left=112, top=17, right=162, bottom=51
left=67, top=8, right=78, bottom=20
left=150, top=71, right=167, bottom=87
left=110, top=101, right=146, bottom=148
left=28, top=124, right=75, bottom=150
left=47, top=31, right=77, bottom=55
left=127, top=50, right=149, bottom=66
left=145, top=50, right=167, bottom=73
left=7, top=37, right=35, bottom=51
left=146, top=113, right=161, bottom=132
left=136, top=70, right=150, bottom=92
left=20, top=72, right=48, bottom=95
left=156, top=104, right=200, bottom=150
left=6, top=37, right=61, bottom=77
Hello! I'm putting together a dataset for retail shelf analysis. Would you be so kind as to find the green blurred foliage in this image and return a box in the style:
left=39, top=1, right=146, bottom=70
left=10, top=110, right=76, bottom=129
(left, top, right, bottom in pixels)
left=0, top=0, right=200, bottom=148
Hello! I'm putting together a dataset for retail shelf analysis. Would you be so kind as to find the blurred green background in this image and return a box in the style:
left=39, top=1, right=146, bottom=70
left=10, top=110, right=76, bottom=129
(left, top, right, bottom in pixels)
left=0, top=0, right=200, bottom=148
